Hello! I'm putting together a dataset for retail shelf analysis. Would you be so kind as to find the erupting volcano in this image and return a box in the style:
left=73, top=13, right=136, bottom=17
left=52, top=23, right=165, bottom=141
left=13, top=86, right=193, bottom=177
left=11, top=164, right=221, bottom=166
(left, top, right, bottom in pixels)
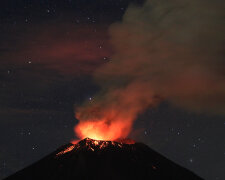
left=74, top=119, right=132, bottom=141
left=74, top=106, right=135, bottom=141
left=5, top=138, right=203, bottom=180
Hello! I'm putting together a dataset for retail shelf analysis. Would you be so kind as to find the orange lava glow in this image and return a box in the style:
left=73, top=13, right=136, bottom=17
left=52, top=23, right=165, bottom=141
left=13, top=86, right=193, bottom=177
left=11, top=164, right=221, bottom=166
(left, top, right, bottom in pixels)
left=74, top=119, right=132, bottom=141
left=73, top=81, right=154, bottom=142
left=56, top=145, right=75, bottom=156
left=74, top=105, right=135, bottom=141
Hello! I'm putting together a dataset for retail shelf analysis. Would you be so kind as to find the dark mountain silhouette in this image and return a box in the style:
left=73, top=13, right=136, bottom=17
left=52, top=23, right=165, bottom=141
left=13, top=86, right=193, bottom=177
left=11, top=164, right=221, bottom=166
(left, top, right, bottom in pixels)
left=5, top=138, right=203, bottom=180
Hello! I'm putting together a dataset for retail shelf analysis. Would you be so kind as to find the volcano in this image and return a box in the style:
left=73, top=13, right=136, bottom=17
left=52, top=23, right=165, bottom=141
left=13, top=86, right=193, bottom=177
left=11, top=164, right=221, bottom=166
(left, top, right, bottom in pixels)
left=5, top=138, right=203, bottom=180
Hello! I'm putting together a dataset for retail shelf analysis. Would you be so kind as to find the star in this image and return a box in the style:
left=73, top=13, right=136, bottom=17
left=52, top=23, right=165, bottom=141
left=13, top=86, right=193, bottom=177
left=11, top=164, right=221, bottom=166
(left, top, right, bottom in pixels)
left=189, top=158, right=194, bottom=163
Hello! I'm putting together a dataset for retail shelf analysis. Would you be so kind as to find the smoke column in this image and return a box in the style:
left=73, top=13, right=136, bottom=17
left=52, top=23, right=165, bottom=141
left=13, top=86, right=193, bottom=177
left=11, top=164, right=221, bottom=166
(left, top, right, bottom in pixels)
left=74, top=0, right=225, bottom=140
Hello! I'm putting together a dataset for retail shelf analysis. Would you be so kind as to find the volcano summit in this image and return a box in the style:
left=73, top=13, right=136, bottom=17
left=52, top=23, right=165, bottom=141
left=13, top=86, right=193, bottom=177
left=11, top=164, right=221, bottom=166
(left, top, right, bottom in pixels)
left=5, top=138, right=203, bottom=180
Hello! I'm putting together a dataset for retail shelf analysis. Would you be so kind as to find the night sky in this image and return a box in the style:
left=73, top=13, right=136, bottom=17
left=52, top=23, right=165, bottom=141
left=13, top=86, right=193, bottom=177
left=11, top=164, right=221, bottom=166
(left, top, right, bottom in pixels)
left=0, top=1, right=224, bottom=180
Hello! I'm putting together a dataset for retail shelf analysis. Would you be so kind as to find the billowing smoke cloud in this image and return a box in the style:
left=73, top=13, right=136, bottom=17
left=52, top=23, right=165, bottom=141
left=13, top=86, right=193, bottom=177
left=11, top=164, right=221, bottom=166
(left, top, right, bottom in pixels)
left=75, top=0, right=225, bottom=140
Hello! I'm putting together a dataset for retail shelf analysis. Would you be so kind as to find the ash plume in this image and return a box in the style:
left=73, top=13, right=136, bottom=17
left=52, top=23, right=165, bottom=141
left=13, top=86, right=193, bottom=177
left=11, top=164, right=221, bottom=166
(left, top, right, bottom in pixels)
left=75, top=0, right=225, bottom=139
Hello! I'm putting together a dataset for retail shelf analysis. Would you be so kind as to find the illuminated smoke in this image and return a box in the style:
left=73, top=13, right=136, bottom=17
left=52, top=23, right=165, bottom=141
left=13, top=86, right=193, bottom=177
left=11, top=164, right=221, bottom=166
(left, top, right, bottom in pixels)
left=74, top=0, right=225, bottom=140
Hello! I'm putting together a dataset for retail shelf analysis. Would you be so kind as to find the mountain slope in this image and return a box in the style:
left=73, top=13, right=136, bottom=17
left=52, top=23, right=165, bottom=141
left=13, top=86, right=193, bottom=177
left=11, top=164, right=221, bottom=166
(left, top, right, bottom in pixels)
left=5, top=138, right=203, bottom=180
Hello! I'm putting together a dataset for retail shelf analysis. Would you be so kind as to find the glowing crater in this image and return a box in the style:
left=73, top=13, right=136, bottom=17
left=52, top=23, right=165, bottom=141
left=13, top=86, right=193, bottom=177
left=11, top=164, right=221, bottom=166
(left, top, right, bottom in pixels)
left=56, top=137, right=136, bottom=156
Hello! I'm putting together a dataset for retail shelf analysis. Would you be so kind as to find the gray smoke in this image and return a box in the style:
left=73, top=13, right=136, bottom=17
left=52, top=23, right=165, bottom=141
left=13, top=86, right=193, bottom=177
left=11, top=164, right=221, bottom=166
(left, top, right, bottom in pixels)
left=90, top=0, right=225, bottom=115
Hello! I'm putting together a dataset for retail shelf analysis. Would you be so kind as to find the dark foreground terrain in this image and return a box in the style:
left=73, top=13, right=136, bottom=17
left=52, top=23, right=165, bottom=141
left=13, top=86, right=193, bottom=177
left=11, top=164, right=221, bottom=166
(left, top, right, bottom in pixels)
left=5, top=138, right=203, bottom=180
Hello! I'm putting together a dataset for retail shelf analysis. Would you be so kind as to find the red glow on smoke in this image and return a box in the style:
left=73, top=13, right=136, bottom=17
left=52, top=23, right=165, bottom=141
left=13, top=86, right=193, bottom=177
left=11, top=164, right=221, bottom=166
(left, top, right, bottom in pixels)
left=74, top=109, right=133, bottom=141
left=74, top=119, right=132, bottom=141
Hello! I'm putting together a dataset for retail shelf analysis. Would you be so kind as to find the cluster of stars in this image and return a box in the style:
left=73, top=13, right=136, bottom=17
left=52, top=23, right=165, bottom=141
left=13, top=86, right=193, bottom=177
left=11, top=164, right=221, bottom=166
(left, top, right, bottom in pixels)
left=6, top=1, right=127, bottom=26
